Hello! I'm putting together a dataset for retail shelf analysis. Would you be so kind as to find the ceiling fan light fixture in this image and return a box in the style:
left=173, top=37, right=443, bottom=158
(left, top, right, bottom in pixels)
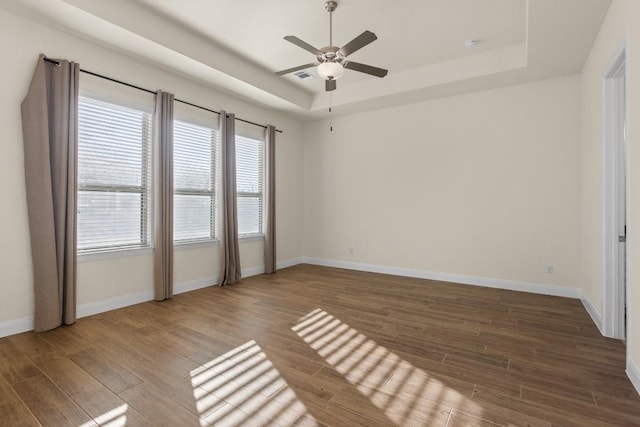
left=317, top=61, right=344, bottom=80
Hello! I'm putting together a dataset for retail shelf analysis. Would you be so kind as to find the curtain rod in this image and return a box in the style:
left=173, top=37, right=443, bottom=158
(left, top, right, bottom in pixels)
left=44, top=57, right=283, bottom=134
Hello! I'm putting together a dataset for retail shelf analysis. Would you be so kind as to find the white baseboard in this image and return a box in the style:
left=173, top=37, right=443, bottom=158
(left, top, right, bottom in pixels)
left=580, top=296, right=604, bottom=335
left=81, top=275, right=222, bottom=319
left=0, top=275, right=218, bottom=338
left=302, top=257, right=582, bottom=299
left=277, top=257, right=304, bottom=269
left=242, top=257, right=304, bottom=278
left=627, top=359, right=640, bottom=397
left=77, top=290, right=154, bottom=319
left=242, top=265, right=265, bottom=278
left=77, top=256, right=305, bottom=323
left=1, top=280, right=212, bottom=338
left=0, top=316, right=34, bottom=338
left=174, top=276, right=218, bottom=294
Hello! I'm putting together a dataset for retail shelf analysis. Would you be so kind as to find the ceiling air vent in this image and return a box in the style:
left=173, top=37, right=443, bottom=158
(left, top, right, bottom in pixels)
left=294, top=70, right=314, bottom=80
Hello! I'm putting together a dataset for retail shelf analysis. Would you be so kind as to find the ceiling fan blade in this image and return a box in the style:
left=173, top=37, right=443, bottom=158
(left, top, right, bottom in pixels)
left=344, top=61, right=388, bottom=78
left=284, top=36, right=324, bottom=55
left=338, top=31, right=377, bottom=57
left=326, top=79, right=337, bottom=91
left=275, top=63, right=317, bottom=76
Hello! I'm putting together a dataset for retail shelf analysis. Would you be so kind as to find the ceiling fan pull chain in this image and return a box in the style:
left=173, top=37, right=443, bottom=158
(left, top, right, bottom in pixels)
left=329, top=92, right=333, bottom=132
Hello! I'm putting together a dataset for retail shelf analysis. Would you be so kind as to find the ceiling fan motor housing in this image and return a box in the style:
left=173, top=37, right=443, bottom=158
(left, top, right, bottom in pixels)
left=318, top=46, right=343, bottom=63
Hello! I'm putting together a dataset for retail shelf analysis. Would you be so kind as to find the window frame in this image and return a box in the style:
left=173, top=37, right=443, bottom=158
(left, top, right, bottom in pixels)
left=235, top=134, right=265, bottom=238
left=76, top=94, right=153, bottom=255
left=172, top=118, right=219, bottom=245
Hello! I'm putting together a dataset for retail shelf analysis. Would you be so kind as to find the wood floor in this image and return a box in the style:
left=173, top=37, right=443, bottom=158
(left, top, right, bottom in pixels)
left=1, top=264, right=639, bottom=426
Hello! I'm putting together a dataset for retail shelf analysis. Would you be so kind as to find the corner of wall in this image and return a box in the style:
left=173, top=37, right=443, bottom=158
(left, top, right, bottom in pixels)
left=627, top=358, right=640, bottom=397
left=580, top=294, right=604, bottom=335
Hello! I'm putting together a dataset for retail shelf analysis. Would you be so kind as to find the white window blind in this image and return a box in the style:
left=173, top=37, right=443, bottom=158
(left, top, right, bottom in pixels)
left=77, top=96, right=152, bottom=252
left=173, top=120, right=218, bottom=242
left=236, top=135, right=264, bottom=236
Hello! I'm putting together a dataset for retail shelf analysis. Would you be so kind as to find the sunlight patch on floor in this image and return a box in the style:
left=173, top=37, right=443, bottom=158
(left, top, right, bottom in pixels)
left=190, top=340, right=319, bottom=427
left=293, top=308, right=483, bottom=426
left=78, top=404, right=128, bottom=427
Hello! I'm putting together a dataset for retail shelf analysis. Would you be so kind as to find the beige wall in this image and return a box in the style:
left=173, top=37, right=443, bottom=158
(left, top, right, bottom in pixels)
left=303, top=75, right=582, bottom=288
left=580, top=0, right=640, bottom=369
left=0, top=9, right=304, bottom=325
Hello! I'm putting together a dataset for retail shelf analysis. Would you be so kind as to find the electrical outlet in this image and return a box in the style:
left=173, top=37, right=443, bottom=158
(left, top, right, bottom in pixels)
left=546, top=264, right=554, bottom=274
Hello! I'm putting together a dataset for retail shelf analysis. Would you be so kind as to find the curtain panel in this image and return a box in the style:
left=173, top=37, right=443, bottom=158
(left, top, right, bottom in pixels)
left=21, top=54, right=79, bottom=332
left=220, top=111, right=242, bottom=285
left=153, top=91, right=174, bottom=300
left=264, top=125, right=276, bottom=274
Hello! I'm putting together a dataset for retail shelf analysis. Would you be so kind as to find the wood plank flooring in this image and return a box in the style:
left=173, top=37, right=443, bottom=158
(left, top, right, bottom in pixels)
left=1, top=264, right=639, bottom=426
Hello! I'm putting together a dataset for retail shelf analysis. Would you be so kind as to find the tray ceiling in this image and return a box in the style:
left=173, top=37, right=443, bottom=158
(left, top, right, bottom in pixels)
left=1, top=0, right=612, bottom=119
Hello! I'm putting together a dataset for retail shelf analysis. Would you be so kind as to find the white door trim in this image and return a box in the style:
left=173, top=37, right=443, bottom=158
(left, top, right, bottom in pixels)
left=602, top=40, right=628, bottom=339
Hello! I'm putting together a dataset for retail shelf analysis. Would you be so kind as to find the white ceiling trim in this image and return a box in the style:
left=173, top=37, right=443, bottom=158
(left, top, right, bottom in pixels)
left=312, top=43, right=528, bottom=111
left=1, top=0, right=312, bottom=115
left=1, top=0, right=610, bottom=120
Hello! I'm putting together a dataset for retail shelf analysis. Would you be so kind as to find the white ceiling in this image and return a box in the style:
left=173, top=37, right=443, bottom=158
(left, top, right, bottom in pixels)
left=2, top=0, right=612, bottom=120
left=133, top=0, right=528, bottom=90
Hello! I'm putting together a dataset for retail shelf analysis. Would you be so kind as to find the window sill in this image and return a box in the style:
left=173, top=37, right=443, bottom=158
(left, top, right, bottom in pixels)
left=174, top=239, right=220, bottom=251
left=78, top=235, right=263, bottom=262
left=78, top=246, right=153, bottom=263
left=239, top=234, right=265, bottom=243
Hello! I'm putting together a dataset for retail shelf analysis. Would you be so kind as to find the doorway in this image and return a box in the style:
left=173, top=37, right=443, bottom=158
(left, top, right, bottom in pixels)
left=603, top=45, right=627, bottom=340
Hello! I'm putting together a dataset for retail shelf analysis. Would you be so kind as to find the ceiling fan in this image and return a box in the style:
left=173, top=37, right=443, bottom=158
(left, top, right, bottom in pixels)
left=275, top=0, right=388, bottom=92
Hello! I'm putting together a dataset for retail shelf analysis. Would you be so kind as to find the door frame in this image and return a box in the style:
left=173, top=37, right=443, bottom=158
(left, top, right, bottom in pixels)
left=602, top=41, right=628, bottom=340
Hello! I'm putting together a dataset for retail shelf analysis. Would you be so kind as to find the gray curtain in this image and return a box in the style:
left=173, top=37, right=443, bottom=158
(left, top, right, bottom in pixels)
left=21, top=54, right=79, bottom=332
left=220, top=111, right=241, bottom=285
left=153, top=91, right=174, bottom=301
left=264, top=125, right=276, bottom=274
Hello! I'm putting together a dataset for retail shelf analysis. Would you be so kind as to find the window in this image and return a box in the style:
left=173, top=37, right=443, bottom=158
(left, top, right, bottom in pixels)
left=77, top=96, right=152, bottom=252
left=236, top=135, right=264, bottom=236
left=173, top=120, right=218, bottom=242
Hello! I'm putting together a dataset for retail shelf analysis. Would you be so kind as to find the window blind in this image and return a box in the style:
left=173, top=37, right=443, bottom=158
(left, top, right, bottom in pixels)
left=173, top=120, right=218, bottom=242
left=236, top=135, right=264, bottom=236
left=77, top=96, right=152, bottom=252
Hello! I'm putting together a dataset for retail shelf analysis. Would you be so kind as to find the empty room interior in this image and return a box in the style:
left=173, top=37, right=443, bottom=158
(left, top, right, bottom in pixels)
left=2, top=0, right=640, bottom=426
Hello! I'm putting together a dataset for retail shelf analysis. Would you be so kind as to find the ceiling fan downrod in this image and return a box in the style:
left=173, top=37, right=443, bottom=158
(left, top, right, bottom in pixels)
left=325, top=1, right=337, bottom=47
